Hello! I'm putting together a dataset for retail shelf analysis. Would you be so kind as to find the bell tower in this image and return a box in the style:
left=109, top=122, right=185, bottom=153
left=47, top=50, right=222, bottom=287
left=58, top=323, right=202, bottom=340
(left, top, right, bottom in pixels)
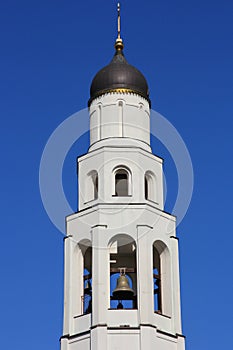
left=60, top=4, right=186, bottom=350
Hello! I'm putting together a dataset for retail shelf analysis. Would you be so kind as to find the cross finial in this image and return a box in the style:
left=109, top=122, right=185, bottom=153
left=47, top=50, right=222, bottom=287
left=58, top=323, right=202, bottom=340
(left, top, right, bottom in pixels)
left=117, top=2, right=121, bottom=39
left=115, top=2, right=124, bottom=51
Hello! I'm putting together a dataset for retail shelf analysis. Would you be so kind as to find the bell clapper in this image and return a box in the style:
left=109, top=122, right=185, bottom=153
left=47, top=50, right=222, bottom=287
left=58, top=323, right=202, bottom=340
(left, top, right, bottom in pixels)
left=117, top=300, right=124, bottom=309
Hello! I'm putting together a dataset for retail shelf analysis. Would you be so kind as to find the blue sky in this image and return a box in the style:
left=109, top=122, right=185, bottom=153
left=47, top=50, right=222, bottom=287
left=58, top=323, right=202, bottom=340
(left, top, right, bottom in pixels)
left=0, top=0, right=233, bottom=349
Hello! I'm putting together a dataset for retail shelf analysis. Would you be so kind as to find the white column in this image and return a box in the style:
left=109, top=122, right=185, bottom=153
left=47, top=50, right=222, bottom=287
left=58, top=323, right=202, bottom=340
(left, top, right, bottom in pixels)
left=91, top=327, right=108, bottom=350
left=137, top=225, right=154, bottom=324
left=170, top=236, right=182, bottom=334
left=91, top=225, right=108, bottom=326
left=63, top=236, right=72, bottom=335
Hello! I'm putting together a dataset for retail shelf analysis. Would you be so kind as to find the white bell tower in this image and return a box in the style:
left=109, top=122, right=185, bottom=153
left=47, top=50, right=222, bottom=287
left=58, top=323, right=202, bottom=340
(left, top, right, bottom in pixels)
left=60, top=4, right=186, bottom=350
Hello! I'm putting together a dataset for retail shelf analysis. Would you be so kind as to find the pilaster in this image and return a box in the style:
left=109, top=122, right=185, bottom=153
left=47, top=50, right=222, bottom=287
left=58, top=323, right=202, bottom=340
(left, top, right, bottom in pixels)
left=91, top=225, right=108, bottom=326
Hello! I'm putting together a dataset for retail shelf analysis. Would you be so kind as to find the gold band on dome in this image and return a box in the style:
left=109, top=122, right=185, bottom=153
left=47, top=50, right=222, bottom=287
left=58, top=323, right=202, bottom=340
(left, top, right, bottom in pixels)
left=104, top=88, right=139, bottom=94
left=88, top=88, right=151, bottom=107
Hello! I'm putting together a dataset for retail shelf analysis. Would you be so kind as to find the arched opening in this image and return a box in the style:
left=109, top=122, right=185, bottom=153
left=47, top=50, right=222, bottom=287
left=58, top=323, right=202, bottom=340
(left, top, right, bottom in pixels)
left=145, top=171, right=156, bottom=202
left=145, top=176, right=149, bottom=200
left=115, top=169, right=128, bottom=196
left=85, top=170, right=98, bottom=202
left=79, top=241, right=92, bottom=314
left=93, top=173, right=98, bottom=199
left=109, top=234, right=137, bottom=309
left=114, top=167, right=131, bottom=196
left=153, top=241, right=171, bottom=316
left=153, top=246, right=162, bottom=313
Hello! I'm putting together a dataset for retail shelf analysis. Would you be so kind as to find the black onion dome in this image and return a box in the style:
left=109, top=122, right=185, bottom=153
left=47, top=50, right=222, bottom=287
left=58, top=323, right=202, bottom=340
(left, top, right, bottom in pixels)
left=88, top=46, right=150, bottom=106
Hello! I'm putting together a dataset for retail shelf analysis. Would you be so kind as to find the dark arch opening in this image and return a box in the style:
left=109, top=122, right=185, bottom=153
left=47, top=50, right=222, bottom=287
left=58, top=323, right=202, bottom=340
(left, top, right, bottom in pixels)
left=115, top=169, right=128, bottom=196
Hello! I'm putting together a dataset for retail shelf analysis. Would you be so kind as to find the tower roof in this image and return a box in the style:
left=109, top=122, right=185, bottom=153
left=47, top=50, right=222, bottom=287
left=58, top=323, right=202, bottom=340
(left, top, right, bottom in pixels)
left=88, top=3, right=150, bottom=106
left=88, top=45, right=150, bottom=106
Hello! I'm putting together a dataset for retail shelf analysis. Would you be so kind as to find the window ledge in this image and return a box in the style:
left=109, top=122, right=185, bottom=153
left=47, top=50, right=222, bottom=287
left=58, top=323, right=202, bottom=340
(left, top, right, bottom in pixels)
left=84, top=198, right=98, bottom=205
left=108, top=308, right=138, bottom=310
left=146, top=199, right=159, bottom=205
left=112, top=195, right=132, bottom=197
left=154, top=311, right=171, bottom=319
left=74, top=313, right=91, bottom=319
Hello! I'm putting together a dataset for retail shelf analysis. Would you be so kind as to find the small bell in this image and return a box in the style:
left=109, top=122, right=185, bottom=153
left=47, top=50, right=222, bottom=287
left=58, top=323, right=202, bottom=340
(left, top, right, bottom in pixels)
left=84, top=280, right=92, bottom=295
left=113, top=272, right=134, bottom=300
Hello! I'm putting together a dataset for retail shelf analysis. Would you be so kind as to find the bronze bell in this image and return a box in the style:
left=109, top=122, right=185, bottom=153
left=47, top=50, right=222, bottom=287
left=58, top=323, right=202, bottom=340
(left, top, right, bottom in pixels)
left=84, top=280, right=92, bottom=295
left=113, top=273, right=134, bottom=299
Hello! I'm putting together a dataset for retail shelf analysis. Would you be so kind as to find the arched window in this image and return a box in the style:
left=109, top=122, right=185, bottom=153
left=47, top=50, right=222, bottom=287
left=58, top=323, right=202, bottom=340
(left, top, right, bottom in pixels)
left=109, top=234, right=137, bottom=309
left=114, top=168, right=131, bottom=196
left=153, top=241, right=171, bottom=316
left=85, top=170, right=98, bottom=202
left=79, top=241, right=92, bottom=314
left=145, top=171, right=156, bottom=202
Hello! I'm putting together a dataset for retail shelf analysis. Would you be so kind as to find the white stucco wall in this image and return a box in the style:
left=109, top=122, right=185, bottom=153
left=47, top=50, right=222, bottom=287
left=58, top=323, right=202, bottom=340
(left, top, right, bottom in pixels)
left=60, top=90, right=185, bottom=350
left=89, top=93, right=150, bottom=149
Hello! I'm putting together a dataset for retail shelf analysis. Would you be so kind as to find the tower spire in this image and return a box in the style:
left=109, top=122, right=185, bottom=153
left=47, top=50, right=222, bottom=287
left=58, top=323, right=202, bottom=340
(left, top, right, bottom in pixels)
left=115, top=2, right=124, bottom=51
left=117, top=2, right=121, bottom=39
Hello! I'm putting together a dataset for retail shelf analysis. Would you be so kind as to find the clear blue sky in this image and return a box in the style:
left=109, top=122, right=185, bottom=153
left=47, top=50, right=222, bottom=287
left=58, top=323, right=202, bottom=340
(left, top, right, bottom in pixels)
left=0, top=1, right=232, bottom=349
